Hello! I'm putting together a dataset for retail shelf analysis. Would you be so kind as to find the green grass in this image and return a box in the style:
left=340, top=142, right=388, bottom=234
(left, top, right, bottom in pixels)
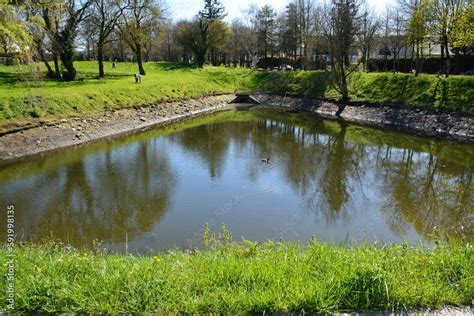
left=0, top=62, right=473, bottom=127
left=0, top=226, right=472, bottom=313
left=0, top=61, right=253, bottom=122
left=251, top=70, right=474, bottom=112
left=348, top=72, right=474, bottom=112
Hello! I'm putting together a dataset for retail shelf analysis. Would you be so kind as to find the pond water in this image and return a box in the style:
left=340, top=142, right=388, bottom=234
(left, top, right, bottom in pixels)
left=1, top=108, right=473, bottom=253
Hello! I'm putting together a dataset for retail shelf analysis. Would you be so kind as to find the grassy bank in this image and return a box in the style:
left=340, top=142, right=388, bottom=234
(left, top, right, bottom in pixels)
left=0, top=62, right=253, bottom=122
left=1, top=62, right=473, bottom=126
left=251, top=71, right=474, bottom=112
left=0, top=230, right=472, bottom=313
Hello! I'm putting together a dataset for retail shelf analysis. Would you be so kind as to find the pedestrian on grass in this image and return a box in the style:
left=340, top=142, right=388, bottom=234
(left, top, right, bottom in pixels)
left=134, top=73, right=142, bottom=84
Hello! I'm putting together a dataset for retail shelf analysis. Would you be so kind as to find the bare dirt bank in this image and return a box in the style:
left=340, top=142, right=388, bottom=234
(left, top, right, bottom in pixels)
left=1, top=93, right=473, bottom=165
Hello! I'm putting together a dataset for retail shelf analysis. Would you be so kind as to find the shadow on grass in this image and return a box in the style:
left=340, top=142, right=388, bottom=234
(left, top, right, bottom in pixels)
left=148, top=62, right=198, bottom=71
left=0, top=71, right=32, bottom=85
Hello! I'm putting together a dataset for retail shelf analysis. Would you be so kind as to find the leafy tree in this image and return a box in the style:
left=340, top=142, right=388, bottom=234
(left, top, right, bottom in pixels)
left=430, top=0, right=466, bottom=77
left=35, top=0, right=93, bottom=81
left=176, top=0, right=228, bottom=68
left=176, top=18, right=230, bottom=68
left=405, top=0, right=431, bottom=76
left=0, top=0, right=32, bottom=56
left=450, top=3, right=474, bottom=50
left=199, top=0, right=226, bottom=21
left=119, top=0, right=163, bottom=75
left=256, top=5, right=277, bottom=60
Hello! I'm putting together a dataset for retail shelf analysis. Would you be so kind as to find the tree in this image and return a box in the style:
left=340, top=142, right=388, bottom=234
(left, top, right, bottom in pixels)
left=256, top=5, right=277, bottom=61
left=405, top=0, right=431, bottom=76
left=431, top=0, right=465, bottom=77
left=0, top=0, right=32, bottom=56
left=176, top=0, right=227, bottom=68
left=36, top=0, right=93, bottom=81
left=199, top=0, right=226, bottom=21
left=119, top=0, right=163, bottom=75
left=176, top=18, right=230, bottom=68
left=383, top=5, right=404, bottom=72
left=450, top=3, right=474, bottom=49
left=358, top=6, right=379, bottom=72
left=89, top=0, right=129, bottom=77
left=296, top=0, right=314, bottom=70
left=324, top=0, right=361, bottom=109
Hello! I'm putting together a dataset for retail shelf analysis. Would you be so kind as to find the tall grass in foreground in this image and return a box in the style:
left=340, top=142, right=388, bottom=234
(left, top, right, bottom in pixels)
left=0, top=226, right=472, bottom=313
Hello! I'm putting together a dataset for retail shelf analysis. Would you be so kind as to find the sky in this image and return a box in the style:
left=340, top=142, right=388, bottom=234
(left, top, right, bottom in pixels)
left=169, top=0, right=394, bottom=22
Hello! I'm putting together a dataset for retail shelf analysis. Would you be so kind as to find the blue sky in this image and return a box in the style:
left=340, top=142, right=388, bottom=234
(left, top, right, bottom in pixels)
left=169, top=0, right=394, bottom=21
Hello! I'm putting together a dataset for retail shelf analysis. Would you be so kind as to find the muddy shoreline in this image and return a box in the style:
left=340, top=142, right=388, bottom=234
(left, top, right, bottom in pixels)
left=1, top=93, right=473, bottom=165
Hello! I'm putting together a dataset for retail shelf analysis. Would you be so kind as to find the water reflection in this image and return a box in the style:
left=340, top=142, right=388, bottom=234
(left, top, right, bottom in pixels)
left=0, top=109, right=472, bottom=252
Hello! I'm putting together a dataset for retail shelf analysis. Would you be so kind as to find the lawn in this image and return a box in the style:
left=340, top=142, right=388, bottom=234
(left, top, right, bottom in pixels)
left=0, top=61, right=473, bottom=126
left=0, top=227, right=472, bottom=313
left=0, top=61, right=254, bottom=121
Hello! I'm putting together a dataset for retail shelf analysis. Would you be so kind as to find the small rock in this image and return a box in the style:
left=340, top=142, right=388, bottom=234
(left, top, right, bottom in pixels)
left=75, top=133, right=82, bottom=139
left=140, top=117, right=147, bottom=122
left=60, top=119, right=68, bottom=123
left=98, top=118, right=103, bottom=123
left=8, top=152, right=13, bottom=156
left=77, top=127, right=82, bottom=131
left=82, top=119, right=87, bottom=124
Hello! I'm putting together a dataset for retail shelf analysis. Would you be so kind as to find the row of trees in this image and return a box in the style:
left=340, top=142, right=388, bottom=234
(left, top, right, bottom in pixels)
left=1, top=0, right=165, bottom=80
left=1, top=0, right=473, bottom=89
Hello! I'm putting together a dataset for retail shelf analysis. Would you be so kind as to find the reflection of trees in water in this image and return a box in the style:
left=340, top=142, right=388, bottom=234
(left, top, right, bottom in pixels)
left=3, top=114, right=472, bottom=246
left=7, top=139, right=175, bottom=246
left=173, top=117, right=473, bottom=241
left=169, top=123, right=230, bottom=179
left=378, top=148, right=473, bottom=240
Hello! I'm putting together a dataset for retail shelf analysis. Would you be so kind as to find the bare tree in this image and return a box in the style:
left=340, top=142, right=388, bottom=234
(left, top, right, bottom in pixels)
left=324, top=0, right=362, bottom=109
left=358, top=5, right=379, bottom=71
left=89, top=0, right=129, bottom=77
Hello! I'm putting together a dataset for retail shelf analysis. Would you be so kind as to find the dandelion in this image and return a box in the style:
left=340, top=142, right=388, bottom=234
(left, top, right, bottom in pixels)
left=153, top=256, right=161, bottom=263
left=36, top=267, right=43, bottom=273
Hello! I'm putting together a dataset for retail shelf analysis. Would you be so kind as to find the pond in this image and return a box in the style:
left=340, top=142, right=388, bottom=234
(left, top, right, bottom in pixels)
left=0, top=108, right=473, bottom=253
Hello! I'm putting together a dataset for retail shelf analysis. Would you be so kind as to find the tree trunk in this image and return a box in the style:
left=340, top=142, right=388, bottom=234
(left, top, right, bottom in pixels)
left=52, top=53, right=61, bottom=79
left=440, top=44, right=445, bottom=74
left=444, top=36, right=450, bottom=78
left=196, top=49, right=206, bottom=68
left=98, top=42, right=105, bottom=78
left=135, top=43, right=146, bottom=75
left=338, top=62, right=349, bottom=108
left=59, top=34, right=78, bottom=81
left=36, top=43, right=55, bottom=79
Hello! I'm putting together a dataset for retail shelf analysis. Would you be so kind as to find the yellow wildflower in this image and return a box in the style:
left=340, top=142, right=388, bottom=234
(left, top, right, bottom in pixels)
left=36, top=267, right=43, bottom=273
left=153, top=256, right=161, bottom=263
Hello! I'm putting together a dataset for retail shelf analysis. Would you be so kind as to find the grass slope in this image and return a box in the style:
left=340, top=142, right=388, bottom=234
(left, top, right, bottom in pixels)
left=0, top=62, right=473, bottom=125
left=251, top=71, right=474, bottom=112
left=0, top=231, right=472, bottom=313
left=0, top=62, right=253, bottom=121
